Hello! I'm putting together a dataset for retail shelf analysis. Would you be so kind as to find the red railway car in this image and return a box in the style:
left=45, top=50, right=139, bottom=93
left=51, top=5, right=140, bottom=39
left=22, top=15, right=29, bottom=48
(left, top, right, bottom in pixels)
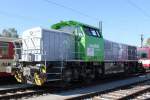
left=137, top=47, right=150, bottom=70
left=0, top=37, right=20, bottom=77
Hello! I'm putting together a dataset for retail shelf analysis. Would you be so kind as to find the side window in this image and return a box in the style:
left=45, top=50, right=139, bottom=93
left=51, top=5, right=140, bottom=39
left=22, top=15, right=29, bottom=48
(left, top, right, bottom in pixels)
left=96, top=30, right=100, bottom=37
left=0, top=42, right=9, bottom=55
left=15, top=42, right=22, bottom=59
left=138, top=51, right=148, bottom=59
left=83, top=27, right=92, bottom=36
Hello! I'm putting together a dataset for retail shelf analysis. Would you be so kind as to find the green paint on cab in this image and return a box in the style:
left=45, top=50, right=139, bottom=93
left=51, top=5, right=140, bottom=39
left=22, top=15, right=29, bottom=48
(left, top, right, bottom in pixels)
left=52, top=20, right=104, bottom=62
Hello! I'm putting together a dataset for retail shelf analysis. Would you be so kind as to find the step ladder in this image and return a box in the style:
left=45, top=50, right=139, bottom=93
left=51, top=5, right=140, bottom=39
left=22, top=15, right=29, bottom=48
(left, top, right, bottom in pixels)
left=46, top=66, right=64, bottom=82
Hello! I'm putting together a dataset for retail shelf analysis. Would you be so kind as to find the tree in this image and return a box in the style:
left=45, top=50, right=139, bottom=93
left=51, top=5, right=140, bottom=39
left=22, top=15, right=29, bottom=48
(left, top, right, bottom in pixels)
left=145, top=38, right=150, bottom=46
left=1, top=28, right=18, bottom=38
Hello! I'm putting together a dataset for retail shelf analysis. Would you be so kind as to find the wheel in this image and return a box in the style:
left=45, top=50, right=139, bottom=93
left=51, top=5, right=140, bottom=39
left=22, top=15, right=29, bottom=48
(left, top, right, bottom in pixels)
left=73, top=69, right=79, bottom=80
left=62, top=69, right=72, bottom=83
left=96, top=67, right=103, bottom=77
left=85, top=69, right=95, bottom=83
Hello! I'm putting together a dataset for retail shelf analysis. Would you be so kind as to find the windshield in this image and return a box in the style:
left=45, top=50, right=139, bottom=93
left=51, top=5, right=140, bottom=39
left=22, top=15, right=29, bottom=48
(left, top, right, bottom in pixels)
left=138, top=50, right=148, bottom=59
left=83, top=26, right=101, bottom=38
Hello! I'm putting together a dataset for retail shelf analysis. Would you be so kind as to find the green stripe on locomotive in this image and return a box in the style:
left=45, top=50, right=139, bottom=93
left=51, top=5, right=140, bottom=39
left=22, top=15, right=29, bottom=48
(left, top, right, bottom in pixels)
left=52, top=21, right=104, bottom=62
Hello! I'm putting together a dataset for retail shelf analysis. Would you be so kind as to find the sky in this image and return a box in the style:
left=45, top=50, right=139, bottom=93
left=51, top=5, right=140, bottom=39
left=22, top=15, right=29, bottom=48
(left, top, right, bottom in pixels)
left=0, top=0, right=150, bottom=46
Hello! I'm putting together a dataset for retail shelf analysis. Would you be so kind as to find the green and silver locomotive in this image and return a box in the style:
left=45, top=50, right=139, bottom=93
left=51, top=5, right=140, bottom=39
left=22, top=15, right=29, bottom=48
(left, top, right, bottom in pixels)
left=12, top=21, right=144, bottom=85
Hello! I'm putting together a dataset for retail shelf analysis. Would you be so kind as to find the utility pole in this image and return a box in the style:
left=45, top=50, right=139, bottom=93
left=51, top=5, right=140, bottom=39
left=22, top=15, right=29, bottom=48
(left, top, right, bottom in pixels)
left=141, top=34, right=144, bottom=48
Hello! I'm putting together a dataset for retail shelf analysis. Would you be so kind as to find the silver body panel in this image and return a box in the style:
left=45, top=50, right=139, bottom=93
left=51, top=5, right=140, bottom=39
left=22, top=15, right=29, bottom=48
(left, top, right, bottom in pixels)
left=22, top=27, right=75, bottom=62
left=104, top=39, right=128, bottom=61
left=104, top=39, right=137, bottom=74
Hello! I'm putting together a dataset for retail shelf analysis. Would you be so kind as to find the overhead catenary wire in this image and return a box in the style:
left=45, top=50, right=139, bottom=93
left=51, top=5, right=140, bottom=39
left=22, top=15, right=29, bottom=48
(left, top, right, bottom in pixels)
left=0, top=1, right=100, bottom=25
left=126, top=0, right=150, bottom=18
left=126, top=0, right=150, bottom=46
left=42, top=0, right=100, bottom=21
left=0, top=10, right=41, bottom=22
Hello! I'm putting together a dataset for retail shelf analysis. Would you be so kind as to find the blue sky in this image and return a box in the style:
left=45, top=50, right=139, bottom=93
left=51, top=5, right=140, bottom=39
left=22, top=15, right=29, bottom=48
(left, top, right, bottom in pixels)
left=0, top=0, right=150, bottom=46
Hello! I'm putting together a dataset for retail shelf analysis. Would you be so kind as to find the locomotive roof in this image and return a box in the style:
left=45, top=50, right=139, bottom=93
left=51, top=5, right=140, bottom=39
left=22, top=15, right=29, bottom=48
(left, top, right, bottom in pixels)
left=137, top=46, right=150, bottom=49
left=0, top=37, right=22, bottom=43
left=104, top=39, right=137, bottom=47
left=23, top=27, right=73, bottom=36
left=51, top=20, right=100, bottom=30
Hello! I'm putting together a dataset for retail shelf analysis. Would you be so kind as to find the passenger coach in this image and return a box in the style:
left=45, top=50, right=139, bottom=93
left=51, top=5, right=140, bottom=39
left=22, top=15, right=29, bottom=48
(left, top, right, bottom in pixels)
left=138, top=47, right=150, bottom=70
left=0, top=37, right=21, bottom=77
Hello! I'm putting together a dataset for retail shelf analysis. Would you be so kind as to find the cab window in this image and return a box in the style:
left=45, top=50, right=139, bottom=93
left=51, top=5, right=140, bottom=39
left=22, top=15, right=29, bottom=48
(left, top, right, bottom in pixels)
left=141, top=53, right=147, bottom=58
left=83, top=27, right=92, bottom=36
left=83, top=26, right=101, bottom=38
left=90, top=29, right=97, bottom=36
left=138, top=51, right=148, bottom=59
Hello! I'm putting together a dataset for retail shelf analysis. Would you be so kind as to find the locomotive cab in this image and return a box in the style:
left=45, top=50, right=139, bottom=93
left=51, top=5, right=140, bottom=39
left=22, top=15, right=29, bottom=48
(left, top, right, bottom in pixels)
left=52, top=21, right=104, bottom=62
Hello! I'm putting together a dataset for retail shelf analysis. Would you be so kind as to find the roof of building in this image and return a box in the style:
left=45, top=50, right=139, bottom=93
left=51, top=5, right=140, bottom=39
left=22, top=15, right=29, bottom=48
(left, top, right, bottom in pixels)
left=0, top=37, right=22, bottom=43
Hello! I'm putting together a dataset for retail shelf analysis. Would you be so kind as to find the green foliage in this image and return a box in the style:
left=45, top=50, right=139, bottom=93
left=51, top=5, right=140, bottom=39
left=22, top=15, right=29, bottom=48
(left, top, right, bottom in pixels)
left=0, top=28, right=18, bottom=38
left=146, top=38, right=150, bottom=46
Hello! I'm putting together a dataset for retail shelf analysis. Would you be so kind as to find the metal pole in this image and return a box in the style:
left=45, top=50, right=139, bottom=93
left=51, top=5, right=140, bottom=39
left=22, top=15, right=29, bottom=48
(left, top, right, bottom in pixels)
left=141, top=34, right=144, bottom=48
left=99, top=21, right=102, bottom=34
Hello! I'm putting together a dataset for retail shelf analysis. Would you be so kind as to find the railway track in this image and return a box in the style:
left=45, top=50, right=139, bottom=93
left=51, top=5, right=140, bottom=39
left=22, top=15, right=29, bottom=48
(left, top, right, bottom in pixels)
left=90, top=80, right=150, bottom=100
left=133, top=90, right=150, bottom=100
left=0, top=82, right=73, bottom=99
left=67, top=76, right=150, bottom=100
left=0, top=89, right=45, bottom=100
left=62, top=73, right=150, bottom=100
left=19, top=73, right=150, bottom=100
left=0, top=84, right=36, bottom=100
left=0, top=73, right=149, bottom=100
